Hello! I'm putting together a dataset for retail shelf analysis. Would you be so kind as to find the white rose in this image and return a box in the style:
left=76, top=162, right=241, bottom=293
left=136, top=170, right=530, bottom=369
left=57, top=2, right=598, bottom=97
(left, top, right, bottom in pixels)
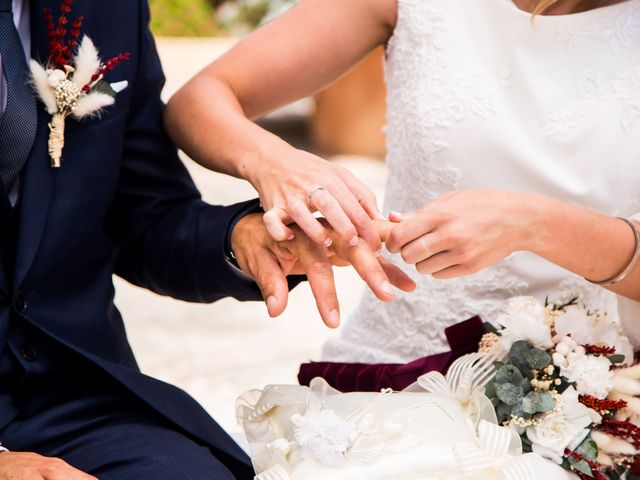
left=497, top=296, right=553, bottom=350
left=526, top=387, right=598, bottom=464
left=567, top=355, right=614, bottom=399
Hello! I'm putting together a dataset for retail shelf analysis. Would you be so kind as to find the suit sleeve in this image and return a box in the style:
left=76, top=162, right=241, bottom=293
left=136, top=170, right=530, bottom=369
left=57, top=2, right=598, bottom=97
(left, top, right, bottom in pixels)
left=107, top=0, right=264, bottom=303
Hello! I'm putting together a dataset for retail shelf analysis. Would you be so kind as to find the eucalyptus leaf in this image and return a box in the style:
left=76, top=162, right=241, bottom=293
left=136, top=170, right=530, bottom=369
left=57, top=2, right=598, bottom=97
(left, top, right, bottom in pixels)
left=521, top=390, right=555, bottom=415
left=496, top=403, right=513, bottom=424
left=523, top=348, right=552, bottom=369
left=568, top=458, right=593, bottom=477
left=92, top=80, right=117, bottom=98
left=495, top=365, right=525, bottom=385
left=608, top=354, right=626, bottom=365
left=496, top=383, right=524, bottom=406
left=511, top=404, right=532, bottom=420
left=485, top=382, right=497, bottom=399
left=520, top=377, right=532, bottom=394
left=576, top=437, right=598, bottom=461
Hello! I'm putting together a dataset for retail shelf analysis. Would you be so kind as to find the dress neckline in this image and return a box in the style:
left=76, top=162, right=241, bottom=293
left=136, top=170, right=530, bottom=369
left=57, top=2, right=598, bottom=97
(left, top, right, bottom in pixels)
left=503, top=0, right=635, bottom=19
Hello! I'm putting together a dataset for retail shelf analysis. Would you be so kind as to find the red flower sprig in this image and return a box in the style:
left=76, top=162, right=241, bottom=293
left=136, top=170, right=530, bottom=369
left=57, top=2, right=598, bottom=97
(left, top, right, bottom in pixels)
left=579, top=395, right=628, bottom=414
left=44, top=0, right=84, bottom=68
left=565, top=449, right=607, bottom=480
left=583, top=344, right=617, bottom=356
left=82, top=53, right=132, bottom=93
left=598, top=418, right=640, bottom=449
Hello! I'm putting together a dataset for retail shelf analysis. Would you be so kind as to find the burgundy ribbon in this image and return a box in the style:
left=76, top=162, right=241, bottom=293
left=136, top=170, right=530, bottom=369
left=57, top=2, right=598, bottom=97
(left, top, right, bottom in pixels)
left=298, top=316, right=484, bottom=392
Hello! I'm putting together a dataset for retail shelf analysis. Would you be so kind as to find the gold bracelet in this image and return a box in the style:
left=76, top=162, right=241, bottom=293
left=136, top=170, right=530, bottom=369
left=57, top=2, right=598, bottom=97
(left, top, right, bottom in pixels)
left=587, top=217, right=640, bottom=287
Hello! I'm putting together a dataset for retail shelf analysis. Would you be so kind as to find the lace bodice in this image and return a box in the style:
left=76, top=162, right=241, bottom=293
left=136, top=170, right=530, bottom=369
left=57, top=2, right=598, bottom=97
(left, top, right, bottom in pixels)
left=324, top=0, right=640, bottom=363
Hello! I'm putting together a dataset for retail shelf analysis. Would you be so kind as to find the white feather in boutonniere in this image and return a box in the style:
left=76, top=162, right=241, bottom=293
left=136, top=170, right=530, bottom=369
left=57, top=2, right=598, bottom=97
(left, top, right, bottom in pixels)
left=29, top=1, right=130, bottom=168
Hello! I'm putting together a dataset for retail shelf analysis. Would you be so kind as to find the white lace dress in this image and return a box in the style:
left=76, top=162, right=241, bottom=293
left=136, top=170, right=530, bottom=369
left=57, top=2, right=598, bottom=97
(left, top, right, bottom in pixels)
left=323, top=0, right=640, bottom=363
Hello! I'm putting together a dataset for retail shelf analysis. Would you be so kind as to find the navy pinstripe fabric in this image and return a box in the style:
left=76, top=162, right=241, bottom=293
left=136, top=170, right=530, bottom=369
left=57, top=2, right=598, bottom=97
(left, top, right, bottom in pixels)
left=0, top=0, right=38, bottom=192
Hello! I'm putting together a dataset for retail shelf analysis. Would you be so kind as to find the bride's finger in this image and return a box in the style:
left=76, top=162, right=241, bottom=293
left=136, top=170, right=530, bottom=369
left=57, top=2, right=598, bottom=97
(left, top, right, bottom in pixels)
left=287, top=198, right=333, bottom=247
left=431, top=263, right=475, bottom=280
left=386, top=212, right=439, bottom=254
left=309, top=188, right=359, bottom=247
left=340, top=172, right=380, bottom=220
left=416, top=251, right=459, bottom=276
left=378, top=257, right=416, bottom=292
left=264, top=208, right=296, bottom=242
left=331, top=184, right=381, bottom=253
left=400, top=232, right=447, bottom=265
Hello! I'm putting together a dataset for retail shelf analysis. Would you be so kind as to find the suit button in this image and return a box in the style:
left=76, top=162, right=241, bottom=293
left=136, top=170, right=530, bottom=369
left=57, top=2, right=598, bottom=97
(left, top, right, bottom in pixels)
left=15, top=294, right=27, bottom=314
left=16, top=293, right=27, bottom=313
left=20, top=345, right=37, bottom=362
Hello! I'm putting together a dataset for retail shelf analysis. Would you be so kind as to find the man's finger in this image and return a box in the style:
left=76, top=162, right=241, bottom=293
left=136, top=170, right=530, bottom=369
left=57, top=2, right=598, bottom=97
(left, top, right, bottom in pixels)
left=340, top=242, right=395, bottom=302
left=378, top=257, right=416, bottom=292
left=253, top=251, right=290, bottom=317
left=293, top=241, right=340, bottom=328
left=263, top=208, right=295, bottom=241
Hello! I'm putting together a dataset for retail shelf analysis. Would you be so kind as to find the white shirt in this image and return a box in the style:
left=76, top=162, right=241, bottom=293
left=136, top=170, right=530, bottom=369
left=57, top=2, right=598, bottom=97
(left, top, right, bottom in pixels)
left=324, top=0, right=640, bottom=363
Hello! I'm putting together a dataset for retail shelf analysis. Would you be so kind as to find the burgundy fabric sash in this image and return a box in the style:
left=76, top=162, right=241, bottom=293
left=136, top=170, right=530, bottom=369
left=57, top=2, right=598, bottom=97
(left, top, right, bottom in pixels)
left=298, top=316, right=484, bottom=392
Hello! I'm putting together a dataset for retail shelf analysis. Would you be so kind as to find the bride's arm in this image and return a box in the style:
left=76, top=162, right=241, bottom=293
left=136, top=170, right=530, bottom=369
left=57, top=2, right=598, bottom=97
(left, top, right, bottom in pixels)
left=164, top=0, right=396, bottom=251
left=383, top=191, right=640, bottom=302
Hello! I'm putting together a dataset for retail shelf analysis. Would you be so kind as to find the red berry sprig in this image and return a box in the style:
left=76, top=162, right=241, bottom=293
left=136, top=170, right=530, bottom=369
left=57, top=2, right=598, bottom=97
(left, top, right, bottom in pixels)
left=44, top=0, right=84, bottom=68
left=599, top=418, right=640, bottom=449
left=583, top=344, right=617, bottom=356
left=579, top=395, right=628, bottom=415
left=82, top=53, right=131, bottom=93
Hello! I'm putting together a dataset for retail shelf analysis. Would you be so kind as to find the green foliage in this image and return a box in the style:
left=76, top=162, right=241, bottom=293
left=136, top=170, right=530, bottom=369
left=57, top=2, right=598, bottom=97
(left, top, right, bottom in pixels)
left=487, top=341, right=557, bottom=423
left=149, top=0, right=220, bottom=37
left=521, top=391, right=554, bottom=415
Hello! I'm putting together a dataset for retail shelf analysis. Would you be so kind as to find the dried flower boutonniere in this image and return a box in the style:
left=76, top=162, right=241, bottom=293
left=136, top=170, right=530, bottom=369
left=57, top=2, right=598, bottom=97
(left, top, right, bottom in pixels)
left=29, top=0, right=130, bottom=168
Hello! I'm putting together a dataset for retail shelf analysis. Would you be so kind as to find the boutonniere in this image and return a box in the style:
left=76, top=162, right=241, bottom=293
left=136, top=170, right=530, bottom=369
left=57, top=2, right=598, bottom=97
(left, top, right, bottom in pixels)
left=29, top=0, right=130, bottom=168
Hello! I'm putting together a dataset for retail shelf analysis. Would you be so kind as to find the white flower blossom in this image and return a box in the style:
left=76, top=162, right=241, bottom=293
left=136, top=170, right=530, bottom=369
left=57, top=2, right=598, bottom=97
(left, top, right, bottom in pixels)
left=526, top=387, right=600, bottom=464
left=567, top=355, right=614, bottom=399
left=497, top=297, right=553, bottom=350
left=554, top=307, right=634, bottom=365
left=292, top=409, right=358, bottom=467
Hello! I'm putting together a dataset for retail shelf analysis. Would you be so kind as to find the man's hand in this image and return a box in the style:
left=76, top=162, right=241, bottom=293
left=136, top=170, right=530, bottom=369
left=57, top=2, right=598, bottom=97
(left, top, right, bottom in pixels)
left=231, top=214, right=416, bottom=328
left=0, top=452, right=97, bottom=480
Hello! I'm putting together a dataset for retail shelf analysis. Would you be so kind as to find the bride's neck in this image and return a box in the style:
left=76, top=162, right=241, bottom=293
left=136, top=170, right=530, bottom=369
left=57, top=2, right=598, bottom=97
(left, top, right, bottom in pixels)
left=512, top=0, right=627, bottom=15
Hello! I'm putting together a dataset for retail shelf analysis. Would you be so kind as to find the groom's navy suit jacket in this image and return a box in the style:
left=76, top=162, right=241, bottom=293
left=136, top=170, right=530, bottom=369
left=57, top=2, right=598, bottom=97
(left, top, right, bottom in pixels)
left=0, top=0, right=264, bottom=475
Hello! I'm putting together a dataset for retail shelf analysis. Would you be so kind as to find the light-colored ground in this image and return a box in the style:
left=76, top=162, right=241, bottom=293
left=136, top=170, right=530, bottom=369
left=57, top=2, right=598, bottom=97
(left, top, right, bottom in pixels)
left=115, top=38, right=388, bottom=432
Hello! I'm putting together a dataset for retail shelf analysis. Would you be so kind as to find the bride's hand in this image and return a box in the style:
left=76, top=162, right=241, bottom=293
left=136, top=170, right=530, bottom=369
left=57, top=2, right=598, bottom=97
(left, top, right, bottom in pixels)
left=250, top=147, right=382, bottom=254
left=385, top=190, right=533, bottom=279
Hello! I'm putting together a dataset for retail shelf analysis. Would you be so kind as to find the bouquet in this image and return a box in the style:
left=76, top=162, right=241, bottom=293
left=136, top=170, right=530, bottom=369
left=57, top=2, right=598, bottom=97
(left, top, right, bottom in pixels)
left=481, top=296, right=640, bottom=479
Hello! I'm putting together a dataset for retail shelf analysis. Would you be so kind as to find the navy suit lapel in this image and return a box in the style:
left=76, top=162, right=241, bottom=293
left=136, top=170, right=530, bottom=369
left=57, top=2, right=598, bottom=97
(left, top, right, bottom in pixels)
left=14, top=0, right=59, bottom=289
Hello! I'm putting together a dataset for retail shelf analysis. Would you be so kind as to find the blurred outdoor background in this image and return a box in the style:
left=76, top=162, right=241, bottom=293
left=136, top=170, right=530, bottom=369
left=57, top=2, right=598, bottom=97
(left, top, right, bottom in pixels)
left=116, top=0, right=389, bottom=433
